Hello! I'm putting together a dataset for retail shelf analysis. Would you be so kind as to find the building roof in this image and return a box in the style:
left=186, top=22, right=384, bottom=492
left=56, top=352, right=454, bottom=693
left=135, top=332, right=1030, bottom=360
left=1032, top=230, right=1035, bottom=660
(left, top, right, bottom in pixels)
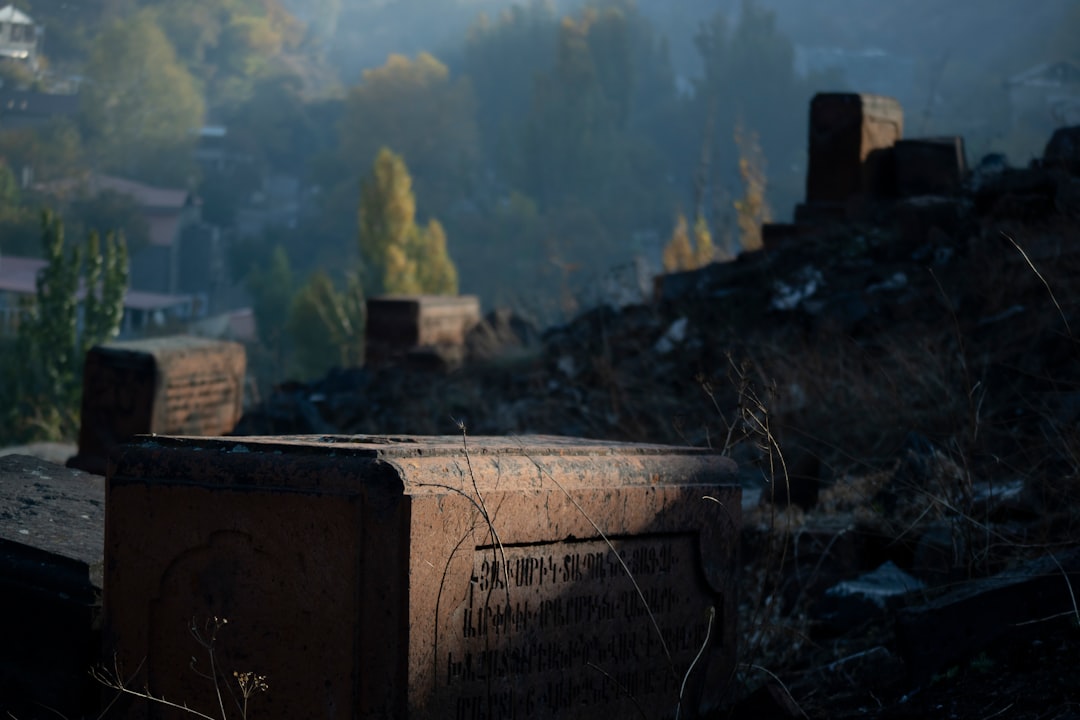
left=0, top=254, right=193, bottom=311
left=0, top=255, right=44, bottom=295
left=0, top=5, right=34, bottom=24
left=1009, top=61, right=1080, bottom=88
left=35, top=173, right=192, bottom=211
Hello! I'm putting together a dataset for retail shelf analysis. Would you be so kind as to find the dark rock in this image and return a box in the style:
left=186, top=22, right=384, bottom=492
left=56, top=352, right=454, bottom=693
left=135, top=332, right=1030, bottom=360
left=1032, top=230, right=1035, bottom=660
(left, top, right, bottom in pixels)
left=1043, top=125, right=1080, bottom=175
left=896, top=548, right=1080, bottom=683
left=816, top=561, right=925, bottom=635
left=0, top=455, right=104, bottom=719
left=731, top=680, right=808, bottom=719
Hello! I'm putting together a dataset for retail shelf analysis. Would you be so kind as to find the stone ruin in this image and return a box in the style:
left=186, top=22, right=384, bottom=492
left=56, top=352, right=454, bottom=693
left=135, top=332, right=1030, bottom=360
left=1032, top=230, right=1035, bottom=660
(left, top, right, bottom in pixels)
left=365, top=294, right=482, bottom=369
left=68, top=335, right=246, bottom=475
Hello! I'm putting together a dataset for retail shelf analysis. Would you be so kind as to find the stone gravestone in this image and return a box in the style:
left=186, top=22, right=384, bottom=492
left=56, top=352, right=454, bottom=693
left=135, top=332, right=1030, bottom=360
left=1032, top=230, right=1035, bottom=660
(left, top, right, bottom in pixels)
left=104, top=435, right=740, bottom=720
left=365, top=295, right=481, bottom=367
left=802, top=92, right=904, bottom=215
left=69, top=335, right=246, bottom=474
left=0, top=454, right=104, bottom=718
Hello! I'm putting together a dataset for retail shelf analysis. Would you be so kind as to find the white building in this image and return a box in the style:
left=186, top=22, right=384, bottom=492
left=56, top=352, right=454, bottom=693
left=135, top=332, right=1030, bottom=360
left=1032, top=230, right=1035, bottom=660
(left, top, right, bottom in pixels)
left=0, top=5, right=40, bottom=71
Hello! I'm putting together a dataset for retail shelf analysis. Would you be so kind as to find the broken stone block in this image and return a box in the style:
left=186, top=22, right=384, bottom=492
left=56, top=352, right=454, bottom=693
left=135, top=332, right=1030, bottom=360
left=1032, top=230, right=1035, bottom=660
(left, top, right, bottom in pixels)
left=1043, top=125, right=1080, bottom=175
left=104, top=434, right=741, bottom=720
left=0, top=454, right=104, bottom=719
left=69, top=335, right=246, bottom=475
left=365, top=295, right=482, bottom=367
left=816, top=561, right=925, bottom=635
left=805, top=93, right=904, bottom=206
left=896, top=548, right=1080, bottom=683
left=895, top=137, right=968, bottom=197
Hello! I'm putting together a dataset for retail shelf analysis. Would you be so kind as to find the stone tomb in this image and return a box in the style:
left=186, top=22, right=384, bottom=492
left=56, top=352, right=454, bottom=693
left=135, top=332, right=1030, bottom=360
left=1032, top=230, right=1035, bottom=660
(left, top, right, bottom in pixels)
left=804, top=92, right=904, bottom=208
left=365, top=295, right=481, bottom=367
left=70, top=335, right=246, bottom=474
left=104, top=435, right=740, bottom=719
left=0, top=454, right=104, bottom=718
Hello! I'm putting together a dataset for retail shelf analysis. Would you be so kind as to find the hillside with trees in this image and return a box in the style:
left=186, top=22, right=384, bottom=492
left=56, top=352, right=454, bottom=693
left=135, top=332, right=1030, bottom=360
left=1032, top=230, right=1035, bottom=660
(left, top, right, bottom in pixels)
left=0, top=0, right=1075, bottom=399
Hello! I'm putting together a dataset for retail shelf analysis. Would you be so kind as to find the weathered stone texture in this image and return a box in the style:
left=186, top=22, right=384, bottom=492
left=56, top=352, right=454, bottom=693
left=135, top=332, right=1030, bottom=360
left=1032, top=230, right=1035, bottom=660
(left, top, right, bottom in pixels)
left=71, top=335, right=245, bottom=474
left=0, top=454, right=104, bottom=718
left=104, top=434, right=740, bottom=720
left=805, top=92, right=904, bottom=206
left=894, top=136, right=968, bottom=196
left=365, top=295, right=481, bottom=366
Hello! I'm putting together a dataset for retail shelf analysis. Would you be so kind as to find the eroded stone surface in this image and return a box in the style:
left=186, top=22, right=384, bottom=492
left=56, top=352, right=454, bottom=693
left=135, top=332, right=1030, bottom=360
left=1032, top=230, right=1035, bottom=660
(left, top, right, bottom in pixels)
left=105, top=434, right=740, bottom=720
left=0, top=454, right=104, bottom=718
left=71, top=335, right=245, bottom=474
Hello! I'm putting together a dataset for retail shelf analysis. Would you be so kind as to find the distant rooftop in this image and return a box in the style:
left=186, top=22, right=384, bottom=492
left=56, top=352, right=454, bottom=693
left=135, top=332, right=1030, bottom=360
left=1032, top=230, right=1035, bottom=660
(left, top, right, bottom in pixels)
left=0, top=5, right=34, bottom=25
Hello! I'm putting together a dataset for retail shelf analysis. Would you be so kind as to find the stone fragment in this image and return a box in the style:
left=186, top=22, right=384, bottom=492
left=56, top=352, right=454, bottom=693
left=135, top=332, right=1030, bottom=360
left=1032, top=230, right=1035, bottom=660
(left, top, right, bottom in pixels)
left=896, top=549, right=1080, bottom=682
left=69, top=335, right=246, bottom=475
left=365, top=295, right=481, bottom=367
left=0, top=454, right=104, bottom=719
left=1043, top=125, right=1080, bottom=175
left=104, top=434, right=741, bottom=720
left=816, top=561, right=924, bottom=635
left=894, top=137, right=968, bottom=196
left=805, top=93, right=904, bottom=207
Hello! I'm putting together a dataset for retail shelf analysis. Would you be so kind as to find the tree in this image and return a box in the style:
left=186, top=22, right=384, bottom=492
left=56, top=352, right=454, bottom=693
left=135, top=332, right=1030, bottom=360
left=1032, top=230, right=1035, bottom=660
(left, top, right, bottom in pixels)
left=286, top=270, right=365, bottom=378
left=340, top=53, right=479, bottom=217
left=662, top=213, right=694, bottom=272
left=358, top=148, right=459, bottom=296
left=733, top=123, right=772, bottom=252
left=79, top=10, right=205, bottom=184
left=4, top=212, right=128, bottom=441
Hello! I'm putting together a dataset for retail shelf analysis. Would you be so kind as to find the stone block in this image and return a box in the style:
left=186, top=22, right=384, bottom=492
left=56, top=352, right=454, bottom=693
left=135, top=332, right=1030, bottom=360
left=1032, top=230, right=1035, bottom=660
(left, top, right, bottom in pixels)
left=895, top=137, right=968, bottom=196
left=896, top=548, right=1080, bottom=682
left=103, top=435, right=741, bottom=720
left=365, top=295, right=482, bottom=367
left=70, top=335, right=246, bottom=475
left=1043, top=124, right=1080, bottom=175
left=0, top=454, right=104, bottom=718
left=805, top=93, right=904, bottom=205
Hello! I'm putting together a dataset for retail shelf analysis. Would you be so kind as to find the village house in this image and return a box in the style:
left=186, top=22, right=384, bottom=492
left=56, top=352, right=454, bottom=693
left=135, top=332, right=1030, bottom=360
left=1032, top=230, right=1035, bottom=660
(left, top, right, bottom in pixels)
left=0, top=254, right=199, bottom=338
left=0, top=5, right=40, bottom=71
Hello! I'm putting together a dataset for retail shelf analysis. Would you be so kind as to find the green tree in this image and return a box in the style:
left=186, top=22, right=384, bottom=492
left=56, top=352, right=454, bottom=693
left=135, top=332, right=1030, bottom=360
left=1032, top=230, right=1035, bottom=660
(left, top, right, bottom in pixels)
left=79, top=10, right=205, bottom=184
left=4, top=211, right=128, bottom=441
left=662, top=213, right=693, bottom=272
left=340, top=53, right=479, bottom=217
left=286, top=270, right=365, bottom=378
left=358, top=148, right=459, bottom=296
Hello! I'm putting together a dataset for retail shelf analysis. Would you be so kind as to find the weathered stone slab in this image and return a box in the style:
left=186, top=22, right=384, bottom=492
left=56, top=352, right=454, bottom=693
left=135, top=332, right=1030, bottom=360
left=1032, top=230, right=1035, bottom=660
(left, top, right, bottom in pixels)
left=365, top=295, right=481, bottom=366
left=104, top=434, right=740, bottom=720
left=895, top=136, right=968, bottom=196
left=0, top=454, right=104, bottom=718
left=70, top=335, right=246, bottom=474
left=896, top=548, right=1080, bottom=682
left=805, top=92, right=904, bottom=206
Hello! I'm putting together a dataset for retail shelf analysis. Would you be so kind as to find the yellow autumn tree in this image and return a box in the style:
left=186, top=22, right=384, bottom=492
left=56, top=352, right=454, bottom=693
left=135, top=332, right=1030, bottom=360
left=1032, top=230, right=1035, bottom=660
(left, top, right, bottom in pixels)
left=358, top=147, right=459, bottom=295
left=733, top=122, right=772, bottom=252
left=693, top=213, right=715, bottom=267
left=662, top=213, right=694, bottom=272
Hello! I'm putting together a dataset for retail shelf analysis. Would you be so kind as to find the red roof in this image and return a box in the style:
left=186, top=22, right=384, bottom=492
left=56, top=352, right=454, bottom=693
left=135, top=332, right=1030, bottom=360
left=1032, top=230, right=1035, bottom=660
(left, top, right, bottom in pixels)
left=0, top=254, right=192, bottom=310
left=34, top=173, right=192, bottom=210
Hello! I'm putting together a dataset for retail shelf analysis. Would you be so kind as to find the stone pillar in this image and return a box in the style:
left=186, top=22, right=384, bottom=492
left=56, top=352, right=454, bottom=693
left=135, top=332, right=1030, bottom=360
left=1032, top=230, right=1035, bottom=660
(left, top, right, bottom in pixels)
left=103, top=435, right=740, bottom=720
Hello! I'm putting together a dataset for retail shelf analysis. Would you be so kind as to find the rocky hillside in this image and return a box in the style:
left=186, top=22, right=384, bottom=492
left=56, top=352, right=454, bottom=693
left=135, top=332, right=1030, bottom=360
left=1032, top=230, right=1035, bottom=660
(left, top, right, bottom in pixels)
left=236, top=127, right=1080, bottom=718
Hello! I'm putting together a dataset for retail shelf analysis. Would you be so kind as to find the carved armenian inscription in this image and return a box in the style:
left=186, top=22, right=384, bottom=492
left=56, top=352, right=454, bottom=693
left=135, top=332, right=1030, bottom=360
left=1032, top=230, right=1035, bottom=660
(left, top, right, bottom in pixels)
left=444, top=534, right=715, bottom=719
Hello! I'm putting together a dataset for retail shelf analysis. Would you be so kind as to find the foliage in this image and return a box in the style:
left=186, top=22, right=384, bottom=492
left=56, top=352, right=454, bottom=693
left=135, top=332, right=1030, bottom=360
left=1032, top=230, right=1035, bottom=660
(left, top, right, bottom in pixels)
left=2, top=211, right=128, bottom=442
left=358, top=148, right=459, bottom=296
left=733, top=122, right=772, bottom=253
left=79, top=10, right=205, bottom=184
left=662, top=212, right=717, bottom=272
left=245, top=243, right=294, bottom=355
left=286, top=269, right=365, bottom=378
left=339, top=52, right=479, bottom=218
left=0, top=119, right=84, bottom=184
